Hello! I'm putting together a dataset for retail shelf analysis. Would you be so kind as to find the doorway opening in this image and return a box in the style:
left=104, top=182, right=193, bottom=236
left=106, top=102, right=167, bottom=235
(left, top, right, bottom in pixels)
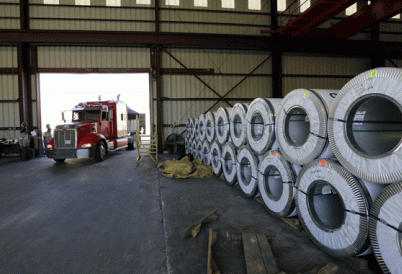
left=39, top=73, right=151, bottom=135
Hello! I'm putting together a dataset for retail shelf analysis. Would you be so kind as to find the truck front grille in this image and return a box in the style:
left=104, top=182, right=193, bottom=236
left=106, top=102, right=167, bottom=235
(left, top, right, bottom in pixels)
left=54, top=129, right=77, bottom=149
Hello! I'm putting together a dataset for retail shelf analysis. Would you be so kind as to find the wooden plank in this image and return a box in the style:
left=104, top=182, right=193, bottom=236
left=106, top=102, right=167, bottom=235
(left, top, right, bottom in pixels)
left=207, top=229, right=220, bottom=274
left=181, top=208, right=218, bottom=239
left=256, top=234, right=279, bottom=274
left=281, top=217, right=302, bottom=231
left=242, top=232, right=266, bottom=274
left=192, top=214, right=218, bottom=238
left=317, top=263, right=339, bottom=274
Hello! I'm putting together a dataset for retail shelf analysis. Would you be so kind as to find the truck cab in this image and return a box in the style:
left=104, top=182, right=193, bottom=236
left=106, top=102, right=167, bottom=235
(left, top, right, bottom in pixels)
left=46, top=100, right=137, bottom=163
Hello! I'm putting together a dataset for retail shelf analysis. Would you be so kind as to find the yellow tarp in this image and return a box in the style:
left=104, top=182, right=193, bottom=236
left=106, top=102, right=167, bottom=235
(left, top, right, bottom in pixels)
left=157, top=156, right=214, bottom=179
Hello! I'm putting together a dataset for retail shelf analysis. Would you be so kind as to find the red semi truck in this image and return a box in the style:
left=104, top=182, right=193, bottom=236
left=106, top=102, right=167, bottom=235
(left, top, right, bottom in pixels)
left=47, top=99, right=144, bottom=163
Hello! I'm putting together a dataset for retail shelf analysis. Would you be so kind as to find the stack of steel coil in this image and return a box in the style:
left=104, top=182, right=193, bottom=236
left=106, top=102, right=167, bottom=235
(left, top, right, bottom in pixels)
left=184, top=68, right=402, bottom=272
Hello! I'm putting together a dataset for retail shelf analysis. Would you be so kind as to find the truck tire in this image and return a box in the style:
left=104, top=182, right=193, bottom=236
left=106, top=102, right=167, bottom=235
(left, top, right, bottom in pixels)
left=95, top=141, right=107, bottom=162
left=127, top=136, right=135, bottom=150
left=54, top=159, right=65, bottom=163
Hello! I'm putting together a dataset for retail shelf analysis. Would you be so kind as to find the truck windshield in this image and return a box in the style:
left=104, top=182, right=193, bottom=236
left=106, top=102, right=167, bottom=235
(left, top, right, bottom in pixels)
left=72, top=110, right=100, bottom=121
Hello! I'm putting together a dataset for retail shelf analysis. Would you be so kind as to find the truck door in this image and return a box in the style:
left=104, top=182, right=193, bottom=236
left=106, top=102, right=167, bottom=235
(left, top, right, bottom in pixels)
left=101, top=110, right=111, bottom=138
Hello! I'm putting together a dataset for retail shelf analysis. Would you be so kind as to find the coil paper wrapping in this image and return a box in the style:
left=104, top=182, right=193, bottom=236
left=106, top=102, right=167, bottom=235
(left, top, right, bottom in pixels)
left=194, top=118, right=200, bottom=141
left=222, top=143, right=238, bottom=185
left=191, top=139, right=197, bottom=159
left=185, top=137, right=191, bottom=155
left=196, top=140, right=203, bottom=161
left=198, top=114, right=206, bottom=142
left=328, top=68, right=402, bottom=184
left=237, top=145, right=259, bottom=197
left=202, top=140, right=211, bottom=166
left=246, top=98, right=282, bottom=155
left=369, top=182, right=402, bottom=274
left=258, top=150, right=301, bottom=218
left=216, top=107, right=231, bottom=145
left=230, top=103, right=249, bottom=148
left=205, top=111, right=216, bottom=143
left=276, top=89, right=337, bottom=166
left=211, top=141, right=223, bottom=176
left=296, top=159, right=376, bottom=257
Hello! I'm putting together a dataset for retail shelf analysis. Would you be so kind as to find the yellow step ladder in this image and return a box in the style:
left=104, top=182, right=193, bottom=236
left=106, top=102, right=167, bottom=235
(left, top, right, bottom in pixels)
left=136, top=117, right=158, bottom=163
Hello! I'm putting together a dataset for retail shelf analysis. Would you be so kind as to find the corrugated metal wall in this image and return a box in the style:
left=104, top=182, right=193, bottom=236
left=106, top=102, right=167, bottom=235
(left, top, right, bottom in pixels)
left=29, top=1, right=155, bottom=31
left=37, top=46, right=150, bottom=68
left=282, top=54, right=371, bottom=95
left=381, top=21, right=402, bottom=42
left=161, top=48, right=272, bottom=139
left=28, top=0, right=270, bottom=35
left=159, top=1, right=270, bottom=35
left=0, top=46, right=19, bottom=139
left=0, top=1, right=19, bottom=29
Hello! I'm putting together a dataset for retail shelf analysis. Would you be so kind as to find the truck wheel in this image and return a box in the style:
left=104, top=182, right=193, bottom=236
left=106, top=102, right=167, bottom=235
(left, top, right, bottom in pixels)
left=95, top=141, right=107, bottom=162
left=127, top=137, right=135, bottom=150
left=54, top=159, right=65, bottom=163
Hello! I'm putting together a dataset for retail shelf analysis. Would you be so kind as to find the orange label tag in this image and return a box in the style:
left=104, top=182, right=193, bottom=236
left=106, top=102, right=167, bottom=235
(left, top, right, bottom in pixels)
left=321, top=159, right=326, bottom=166
left=273, top=152, right=277, bottom=156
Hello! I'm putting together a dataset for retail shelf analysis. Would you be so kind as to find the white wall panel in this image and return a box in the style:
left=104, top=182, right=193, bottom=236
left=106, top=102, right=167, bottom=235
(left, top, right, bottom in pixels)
left=0, top=75, right=19, bottom=139
left=0, top=47, right=18, bottom=68
left=162, top=49, right=271, bottom=74
left=385, top=59, right=402, bottom=67
left=282, top=77, right=350, bottom=96
left=0, top=74, right=19, bottom=139
left=160, top=10, right=269, bottom=35
left=283, top=55, right=370, bottom=76
left=37, top=46, right=150, bottom=68
left=0, top=75, right=18, bottom=101
left=0, top=102, right=19, bottom=139
left=30, top=4, right=154, bottom=31
left=0, top=3, right=20, bottom=29
left=380, top=21, right=402, bottom=42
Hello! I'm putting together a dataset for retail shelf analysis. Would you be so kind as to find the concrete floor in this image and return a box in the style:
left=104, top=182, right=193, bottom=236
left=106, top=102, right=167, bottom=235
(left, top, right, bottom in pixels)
left=0, top=151, right=380, bottom=274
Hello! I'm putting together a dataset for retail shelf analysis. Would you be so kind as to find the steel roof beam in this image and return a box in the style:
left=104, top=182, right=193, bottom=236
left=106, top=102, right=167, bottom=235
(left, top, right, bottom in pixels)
left=329, top=0, right=402, bottom=39
left=3, top=30, right=402, bottom=58
left=274, top=0, right=359, bottom=37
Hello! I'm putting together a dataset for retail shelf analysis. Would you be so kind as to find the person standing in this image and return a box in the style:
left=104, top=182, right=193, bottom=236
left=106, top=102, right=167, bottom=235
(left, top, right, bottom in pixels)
left=43, top=124, right=52, bottom=155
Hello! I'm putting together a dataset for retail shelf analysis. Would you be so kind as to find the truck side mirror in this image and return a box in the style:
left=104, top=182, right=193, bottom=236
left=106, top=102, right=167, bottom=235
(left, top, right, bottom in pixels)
left=61, top=112, right=66, bottom=123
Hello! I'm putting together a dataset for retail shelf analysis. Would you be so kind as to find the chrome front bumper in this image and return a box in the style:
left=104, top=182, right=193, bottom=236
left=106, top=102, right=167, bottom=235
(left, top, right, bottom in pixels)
left=48, top=148, right=95, bottom=159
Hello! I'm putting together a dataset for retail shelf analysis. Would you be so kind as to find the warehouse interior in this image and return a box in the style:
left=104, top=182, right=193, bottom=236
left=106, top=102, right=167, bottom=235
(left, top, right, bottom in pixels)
left=1, top=0, right=402, bottom=273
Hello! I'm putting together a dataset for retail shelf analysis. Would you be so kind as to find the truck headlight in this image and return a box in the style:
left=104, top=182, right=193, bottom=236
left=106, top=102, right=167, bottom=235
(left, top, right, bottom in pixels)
left=47, top=144, right=53, bottom=150
left=81, top=143, right=94, bottom=148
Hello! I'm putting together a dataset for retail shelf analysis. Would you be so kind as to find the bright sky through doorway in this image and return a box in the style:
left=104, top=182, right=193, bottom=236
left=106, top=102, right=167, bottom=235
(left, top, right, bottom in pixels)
left=40, top=73, right=150, bottom=134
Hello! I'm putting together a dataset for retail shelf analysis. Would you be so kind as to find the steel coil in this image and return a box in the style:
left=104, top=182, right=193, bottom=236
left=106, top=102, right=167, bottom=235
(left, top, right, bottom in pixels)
left=189, top=118, right=195, bottom=139
left=185, top=137, right=192, bottom=155
left=194, top=118, right=200, bottom=141
left=210, top=141, right=223, bottom=176
left=246, top=98, right=282, bottom=155
left=199, top=113, right=206, bottom=142
left=191, top=139, right=197, bottom=159
left=295, top=159, right=385, bottom=257
left=196, top=140, right=203, bottom=161
left=186, top=119, right=191, bottom=139
left=202, top=140, right=211, bottom=166
left=222, top=143, right=238, bottom=185
left=369, top=182, right=402, bottom=274
left=216, top=107, right=231, bottom=145
left=230, top=103, right=249, bottom=148
left=329, top=67, right=402, bottom=184
left=236, top=145, right=259, bottom=197
left=276, top=89, right=337, bottom=165
left=205, top=111, right=216, bottom=143
left=258, top=150, right=301, bottom=217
